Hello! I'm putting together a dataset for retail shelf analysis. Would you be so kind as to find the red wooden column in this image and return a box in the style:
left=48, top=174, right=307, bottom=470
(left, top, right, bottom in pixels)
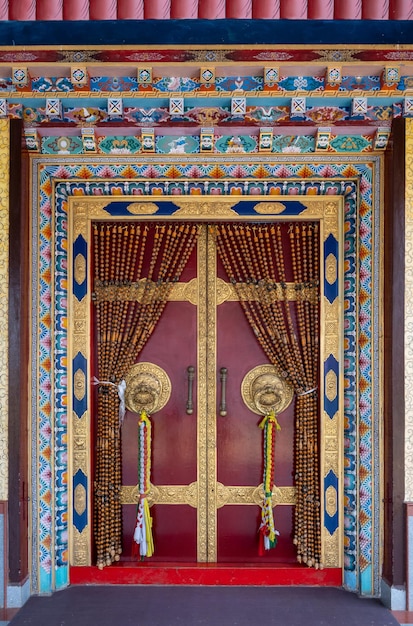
left=0, top=0, right=8, bottom=19
left=362, top=0, right=389, bottom=18
left=390, top=0, right=413, bottom=18
left=63, top=0, right=89, bottom=19
left=334, top=0, right=362, bottom=18
left=117, top=0, right=144, bottom=18
left=252, top=0, right=280, bottom=18
left=198, top=0, right=226, bottom=17
left=226, top=0, right=253, bottom=18
left=308, top=0, right=334, bottom=18
left=280, top=0, right=307, bottom=18
left=144, top=0, right=171, bottom=17
left=9, top=0, right=36, bottom=19
left=90, top=0, right=117, bottom=19
left=37, top=0, right=63, bottom=18
left=171, top=0, right=198, bottom=17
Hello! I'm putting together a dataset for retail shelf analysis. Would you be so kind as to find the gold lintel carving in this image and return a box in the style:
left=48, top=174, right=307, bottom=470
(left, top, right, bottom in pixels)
left=127, top=202, right=159, bottom=215
left=171, top=200, right=239, bottom=218
left=253, top=202, right=287, bottom=214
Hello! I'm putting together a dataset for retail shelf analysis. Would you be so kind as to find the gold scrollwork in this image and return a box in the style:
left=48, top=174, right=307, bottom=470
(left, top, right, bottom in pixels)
left=253, top=202, right=287, bottom=215
left=74, top=253, right=86, bottom=286
left=215, top=482, right=296, bottom=508
left=323, top=528, right=340, bottom=568
left=325, top=253, right=337, bottom=286
left=325, top=485, right=337, bottom=518
left=171, top=200, right=238, bottom=217
left=74, top=483, right=87, bottom=517
left=127, top=202, right=159, bottom=215
left=74, top=368, right=86, bottom=402
left=121, top=482, right=198, bottom=508
left=325, top=369, right=337, bottom=403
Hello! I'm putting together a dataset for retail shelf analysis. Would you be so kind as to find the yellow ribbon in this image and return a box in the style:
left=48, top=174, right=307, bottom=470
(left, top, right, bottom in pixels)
left=258, top=410, right=281, bottom=431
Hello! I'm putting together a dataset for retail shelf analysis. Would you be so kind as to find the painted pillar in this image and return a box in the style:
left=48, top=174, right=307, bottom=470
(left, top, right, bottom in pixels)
left=390, top=0, right=413, bottom=18
left=362, top=0, right=389, bottom=18
left=0, top=0, right=8, bottom=19
left=144, top=0, right=171, bottom=17
left=63, top=0, right=89, bottom=19
left=226, top=0, right=252, bottom=17
left=280, top=0, right=307, bottom=19
left=171, top=0, right=198, bottom=17
left=198, top=0, right=226, bottom=17
left=252, top=0, right=280, bottom=18
left=0, top=117, right=9, bottom=618
left=117, top=0, right=144, bottom=17
left=334, top=0, right=362, bottom=18
left=90, top=0, right=117, bottom=19
left=37, top=0, right=63, bottom=19
left=9, top=0, right=36, bottom=19
left=405, top=118, right=413, bottom=611
left=307, top=0, right=334, bottom=18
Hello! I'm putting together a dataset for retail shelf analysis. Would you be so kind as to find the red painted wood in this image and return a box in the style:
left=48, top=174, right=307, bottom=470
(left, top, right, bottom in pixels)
left=144, top=0, right=171, bottom=18
left=63, top=0, right=89, bottom=19
left=280, top=0, right=307, bottom=18
left=71, top=564, right=343, bottom=586
left=390, top=0, right=413, bottom=18
left=226, top=0, right=252, bottom=18
left=362, top=0, right=389, bottom=18
left=216, top=247, right=296, bottom=563
left=9, top=0, right=35, bottom=19
left=117, top=0, right=144, bottom=18
left=252, top=0, right=280, bottom=18
left=0, top=1, right=7, bottom=19
left=198, top=0, right=226, bottom=17
left=334, top=0, right=362, bottom=19
left=37, top=0, right=63, bottom=19
left=171, top=0, right=198, bottom=17
left=120, top=247, right=198, bottom=562
left=308, top=0, right=334, bottom=19
left=90, top=0, right=117, bottom=19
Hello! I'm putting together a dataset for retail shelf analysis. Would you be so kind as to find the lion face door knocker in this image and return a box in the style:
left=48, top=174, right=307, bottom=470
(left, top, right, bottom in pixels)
left=241, top=365, right=293, bottom=554
left=124, top=362, right=171, bottom=559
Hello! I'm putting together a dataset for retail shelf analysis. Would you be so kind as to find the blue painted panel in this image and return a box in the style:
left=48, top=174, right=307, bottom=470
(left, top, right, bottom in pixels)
left=73, top=468, right=88, bottom=534
left=0, top=20, right=411, bottom=45
left=324, top=232, right=339, bottom=304
left=73, top=234, right=87, bottom=301
left=73, top=351, right=87, bottom=418
left=233, top=200, right=309, bottom=216
left=324, top=469, right=339, bottom=535
left=360, top=566, right=373, bottom=596
left=324, top=354, right=339, bottom=418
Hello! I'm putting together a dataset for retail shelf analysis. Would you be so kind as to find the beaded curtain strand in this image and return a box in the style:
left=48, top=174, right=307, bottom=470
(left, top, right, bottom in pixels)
left=92, top=222, right=199, bottom=568
left=212, top=222, right=320, bottom=568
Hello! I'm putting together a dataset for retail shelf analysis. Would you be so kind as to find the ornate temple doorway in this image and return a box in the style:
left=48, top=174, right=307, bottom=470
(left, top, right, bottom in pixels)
left=118, top=224, right=297, bottom=564
left=69, top=195, right=342, bottom=580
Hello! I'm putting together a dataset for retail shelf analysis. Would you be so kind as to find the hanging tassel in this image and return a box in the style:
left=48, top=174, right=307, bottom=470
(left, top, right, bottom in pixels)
left=258, top=410, right=281, bottom=552
left=133, top=410, right=154, bottom=558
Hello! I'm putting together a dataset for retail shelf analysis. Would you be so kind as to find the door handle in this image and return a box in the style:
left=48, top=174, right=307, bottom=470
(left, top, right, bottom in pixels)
left=219, top=367, right=228, bottom=417
left=186, top=365, right=195, bottom=415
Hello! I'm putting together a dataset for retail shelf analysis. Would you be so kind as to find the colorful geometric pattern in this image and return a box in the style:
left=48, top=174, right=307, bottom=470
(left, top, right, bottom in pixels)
left=31, top=156, right=379, bottom=597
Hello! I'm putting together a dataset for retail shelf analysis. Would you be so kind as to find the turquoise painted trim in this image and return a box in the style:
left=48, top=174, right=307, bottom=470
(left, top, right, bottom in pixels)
left=39, top=568, right=52, bottom=594
left=361, top=565, right=373, bottom=596
left=55, top=565, right=68, bottom=590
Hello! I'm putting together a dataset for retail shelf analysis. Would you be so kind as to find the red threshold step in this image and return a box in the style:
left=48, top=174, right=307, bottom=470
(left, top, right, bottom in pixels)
left=71, top=563, right=342, bottom=586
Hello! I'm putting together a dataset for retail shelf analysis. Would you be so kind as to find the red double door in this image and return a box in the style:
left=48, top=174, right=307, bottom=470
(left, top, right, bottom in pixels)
left=121, top=225, right=296, bottom=564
